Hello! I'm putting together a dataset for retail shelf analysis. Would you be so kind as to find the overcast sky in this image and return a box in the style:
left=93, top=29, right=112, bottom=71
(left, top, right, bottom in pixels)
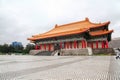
left=0, top=0, right=120, bottom=46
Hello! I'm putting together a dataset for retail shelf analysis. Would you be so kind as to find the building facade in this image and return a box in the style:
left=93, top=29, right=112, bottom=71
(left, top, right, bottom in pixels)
left=28, top=18, right=113, bottom=53
left=11, top=41, right=23, bottom=48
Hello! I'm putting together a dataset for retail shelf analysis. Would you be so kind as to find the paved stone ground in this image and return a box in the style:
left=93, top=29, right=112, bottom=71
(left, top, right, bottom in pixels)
left=0, top=55, right=120, bottom=80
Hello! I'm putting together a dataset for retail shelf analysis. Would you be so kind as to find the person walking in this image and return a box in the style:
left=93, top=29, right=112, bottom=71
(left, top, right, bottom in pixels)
left=116, top=48, right=120, bottom=59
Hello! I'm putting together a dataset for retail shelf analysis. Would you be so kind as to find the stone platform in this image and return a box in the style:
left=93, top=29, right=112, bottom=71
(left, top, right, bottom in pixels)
left=0, top=55, right=120, bottom=80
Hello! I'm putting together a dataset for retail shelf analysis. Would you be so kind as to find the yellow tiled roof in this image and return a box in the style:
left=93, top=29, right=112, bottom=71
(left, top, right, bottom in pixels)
left=28, top=18, right=111, bottom=41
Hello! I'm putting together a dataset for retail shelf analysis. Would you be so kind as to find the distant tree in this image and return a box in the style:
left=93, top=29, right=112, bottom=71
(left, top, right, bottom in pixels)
left=0, top=42, right=35, bottom=55
left=9, top=45, right=15, bottom=53
left=0, top=44, right=10, bottom=54
left=23, top=43, right=35, bottom=54
left=0, top=45, right=3, bottom=54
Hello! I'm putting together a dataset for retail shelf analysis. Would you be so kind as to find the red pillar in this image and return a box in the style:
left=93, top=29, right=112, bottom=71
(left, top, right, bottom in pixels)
left=102, top=41, right=103, bottom=48
left=39, top=44, right=41, bottom=50
left=41, top=44, right=42, bottom=50
left=69, top=42, right=70, bottom=49
left=67, top=42, right=70, bottom=49
left=60, top=42, right=62, bottom=49
left=66, top=42, right=69, bottom=49
left=50, top=44, right=51, bottom=51
left=64, top=42, right=66, bottom=49
left=77, top=41, right=79, bottom=48
left=96, top=41, right=98, bottom=49
left=102, top=41, right=105, bottom=48
left=70, top=42, right=72, bottom=49
left=82, top=40, right=86, bottom=48
left=106, top=40, right=109, bottom=48
left=35, top=45, right=38, bottom=50
left=84, top=40, right=86, bottom=48
left=48, top=44, right=50, bottom=51
left=101, top=41, right=103, bottom=48
left=44, top=44, right=46, bottom=51
left=65, top=42, right=67, bottom=49
left=65, top=42, right=66, bottom=49
left=103, top=41, right=105, bottom=48
left=82, top=40, right=84, bottom=48
left=83, top=40, right=84, bottom=48
left=91, top=42, right=93, bottom=49
left=75, top=41, right=78, bottom=48
left=74, top=40, right=77, bottom=49
left=48, top=44, right=51, bottom=51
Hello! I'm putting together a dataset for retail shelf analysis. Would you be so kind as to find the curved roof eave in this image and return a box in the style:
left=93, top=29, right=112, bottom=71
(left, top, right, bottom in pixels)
left=29, top=28, right=89, bottom=41
left=89, top=30, right=113, bottom=36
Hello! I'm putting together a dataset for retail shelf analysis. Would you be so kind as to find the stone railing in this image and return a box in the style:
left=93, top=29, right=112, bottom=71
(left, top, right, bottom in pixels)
left=92, top=48, right=115, bottom=55
left=29, top=50, right=42, bottom=55
left=60, top=48, right=90, bottom=56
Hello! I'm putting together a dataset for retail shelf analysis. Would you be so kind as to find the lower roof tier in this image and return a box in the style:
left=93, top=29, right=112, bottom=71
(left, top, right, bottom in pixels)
left=89, top=30, right=113, bottom=36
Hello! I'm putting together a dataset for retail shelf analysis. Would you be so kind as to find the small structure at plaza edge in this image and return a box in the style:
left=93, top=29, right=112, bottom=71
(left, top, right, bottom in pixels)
left=28, top=18, right=114, bottom=56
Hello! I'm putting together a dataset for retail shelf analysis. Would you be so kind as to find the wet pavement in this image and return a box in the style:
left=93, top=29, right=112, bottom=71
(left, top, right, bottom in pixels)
left=0, top=55, right=120, bottom=80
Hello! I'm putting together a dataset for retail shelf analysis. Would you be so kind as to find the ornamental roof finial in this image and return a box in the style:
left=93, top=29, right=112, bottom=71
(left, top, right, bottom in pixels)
left=55, top=24, right=58, bottom=28
left=85, top=17, right=89, bottom=21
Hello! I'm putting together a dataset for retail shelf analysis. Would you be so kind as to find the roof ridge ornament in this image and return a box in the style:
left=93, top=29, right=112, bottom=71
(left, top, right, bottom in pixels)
left=55, top=24, right=58, bottom=28
left=85, top=17, right=89, bottom=21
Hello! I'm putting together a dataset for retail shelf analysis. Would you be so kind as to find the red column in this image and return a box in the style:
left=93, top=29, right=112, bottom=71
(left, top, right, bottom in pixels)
left=50, top=44, right=51, bottom=51
left=44, top=44, right=46, bottom=51
left=39, top=44, right=41, bottom=50
left=70, top=42, right=72, bottom=49
left=67, top=42, right=70, bottom=49
left=82, top=40, right=86, bottom=48
left=48, top=44, right=50, bottom=51
left=65, top=42, right=66, bottom=49
left=69, top=42, right=70, bottom=49
left=82, top=40, right=84, bottom=48
left=41, top=44, right=43, bottom=50
left=64, top=42, right=66, bottom=49
left=66, top=42, right=68, bottom=49
left=102, top=41, right=105, bottom=48
left=60, top=42, right=62, bottom=49
left=106, top=40, right=109, bottom=48
left=48, top=44, right=51, bottom=51
left=75, top=41, right=78, bottom=48
left=65, top=42, right=67, bottom=49
left=101, top=41, right=103, bottom=48
left=96, top=41, right=98, bottom=49
left=84, top=40, right=86, bottom=48
left=91, top=42, right=93, bottom=49
left=77, top=41, right=79, bottom=48
left=74, top=40, right=77, bottom=49
left=35, top=45, right=38, bottom=50
left=102, top=41, right=103, bottom=48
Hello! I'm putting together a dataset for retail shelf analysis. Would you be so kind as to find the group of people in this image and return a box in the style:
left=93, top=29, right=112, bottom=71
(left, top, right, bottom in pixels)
left=115, top=48, right=120, bottom=59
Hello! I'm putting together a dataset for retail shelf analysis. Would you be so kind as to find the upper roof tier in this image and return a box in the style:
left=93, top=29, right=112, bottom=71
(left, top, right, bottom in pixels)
left=28, top=18, right=111, bottom=41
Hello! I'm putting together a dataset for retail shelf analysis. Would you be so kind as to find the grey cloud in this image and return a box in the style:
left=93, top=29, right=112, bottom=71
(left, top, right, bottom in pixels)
left=0, top=0, right=120, bottom=46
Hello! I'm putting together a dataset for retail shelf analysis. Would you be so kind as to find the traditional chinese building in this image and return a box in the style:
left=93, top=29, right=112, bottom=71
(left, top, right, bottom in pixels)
left=28, top=18, right=113, bottom=55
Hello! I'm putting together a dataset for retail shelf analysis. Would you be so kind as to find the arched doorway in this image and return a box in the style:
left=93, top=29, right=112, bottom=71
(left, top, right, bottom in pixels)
left=54, top=43, right=60, bottom=50
left=58, top=52, right=60, bottom=56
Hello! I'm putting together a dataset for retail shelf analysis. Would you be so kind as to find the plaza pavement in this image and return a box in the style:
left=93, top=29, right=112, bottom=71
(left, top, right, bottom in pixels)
left=0, top=55, right=120, bottom=80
